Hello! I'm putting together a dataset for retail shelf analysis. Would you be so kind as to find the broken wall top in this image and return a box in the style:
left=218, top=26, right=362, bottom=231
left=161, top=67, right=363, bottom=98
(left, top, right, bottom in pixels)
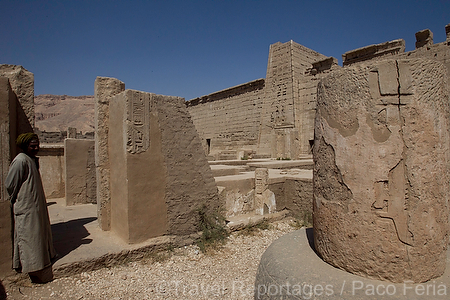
left=0, top=64, right=34, bottom=131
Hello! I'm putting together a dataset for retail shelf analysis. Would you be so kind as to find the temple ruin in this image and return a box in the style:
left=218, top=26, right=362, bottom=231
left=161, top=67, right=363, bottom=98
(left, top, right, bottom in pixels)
left=0, top=23, right=449, bottom=292
left=254, top=23, right=450, bottom=299
left=186, top=40, right=338, bottom=160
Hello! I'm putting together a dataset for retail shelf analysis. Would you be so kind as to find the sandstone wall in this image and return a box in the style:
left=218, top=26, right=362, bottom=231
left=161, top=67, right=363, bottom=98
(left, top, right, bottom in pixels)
left=64, top=139, right=96, bottom=205
left=0, top=65, right=34, bottom=134
left=313, top=58, right=450, bottom=283
left=109, top=89, right=220, bottom=244
left=186, top=79, right=265, bottom=159
left=187, top=41, right=329, bottom=160
left=38, top=145, right=65, bottom=199
left=258, top=41, right=327, bottom=159
left=35, top=129, right=94, bottom=144
left=94, top=77, right=125, bottom=231
left=297, top=57, right=340, bottom=155
left=0, top=77, right=16, bottom=279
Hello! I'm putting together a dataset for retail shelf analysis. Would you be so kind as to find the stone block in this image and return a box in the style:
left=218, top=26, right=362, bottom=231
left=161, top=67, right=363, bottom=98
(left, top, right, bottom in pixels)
left=65, top=139, right=96, bottom=205
left=109, top=89, right=220, bottom=244
left=0, top=77, right=16, bottom=279
left=415, top=29, right=433, bottom=48
left=255, top=168, right=276, bottom=215
left=38, top=145, right=65, bottom=199
left=67, top=127, right=77, bottom=138
left=94, top=76, right=125, bottom=230
left=0, top=201, right=13, bottom=279
left=342, top=39, right=405, bottom=66
left=0, top=65, right=34, bottom=133
left=314, top=58, right=450, bottom=283
left=0, top=77, right=17, bottom=200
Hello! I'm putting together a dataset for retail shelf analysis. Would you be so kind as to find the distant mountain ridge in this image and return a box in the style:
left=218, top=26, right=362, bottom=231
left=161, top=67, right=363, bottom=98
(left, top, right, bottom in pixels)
left=35, top=94, right=95, bottom=133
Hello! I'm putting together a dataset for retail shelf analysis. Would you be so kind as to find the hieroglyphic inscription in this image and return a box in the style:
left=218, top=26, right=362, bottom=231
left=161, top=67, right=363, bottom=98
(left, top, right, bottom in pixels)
left=372, top=160, right=412, bottom=245
left=369, top=61, right=414, bottom=245
left=127, top=91, right=151, bottom=154
left=255, top=168, right=268, bottom=194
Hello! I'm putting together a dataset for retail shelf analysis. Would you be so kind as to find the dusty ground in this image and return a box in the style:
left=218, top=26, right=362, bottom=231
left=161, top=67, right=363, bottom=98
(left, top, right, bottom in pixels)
left=3, top=219, right=298, bottom=300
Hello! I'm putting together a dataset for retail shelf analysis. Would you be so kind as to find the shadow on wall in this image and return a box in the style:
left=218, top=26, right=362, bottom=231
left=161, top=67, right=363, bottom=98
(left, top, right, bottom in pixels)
left=305, top=227, right=318, bottom=255
left=0, top=279, right=6, bottom=300
left=51, top=217, right=96, bottom=262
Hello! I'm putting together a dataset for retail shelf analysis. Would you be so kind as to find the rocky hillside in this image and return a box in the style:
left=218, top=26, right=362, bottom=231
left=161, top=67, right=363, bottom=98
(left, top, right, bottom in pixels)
left=35, top=94, right=95, bottom=133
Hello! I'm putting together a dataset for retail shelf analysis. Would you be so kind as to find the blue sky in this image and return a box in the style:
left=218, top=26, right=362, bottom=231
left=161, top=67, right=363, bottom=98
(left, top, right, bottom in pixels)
left=1, top=0, right=449, bottom=100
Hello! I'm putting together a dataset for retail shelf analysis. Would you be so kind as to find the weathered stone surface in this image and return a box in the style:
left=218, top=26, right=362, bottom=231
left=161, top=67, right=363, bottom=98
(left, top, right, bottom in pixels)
left=94, top=77, right=125, bottom=231
left=187, top=41, right=329, bottom=160
left=0, top=77, right=16, bottom=279
left=255, top=168, right=276, bottom=215
left=67, top=127, right=77, bottom=138
left=65, top=139, right=96, bottom=205
left=187, top=79, right=265, bottom=159
left=0, top=64, right=34, bottom=133
left=38, top=145, right=65, bottom=199
left=415, top=29, right=433, bottom=49
left=446, top=23, right=450, bottom=40
left=313, top=58, right=450, bottom=283
left=276, top=178, right=312, bottom=218
left=259, top=41, right=327, bottom=159
left=219, top=180, right=255, bottom=218
left=109, top=89, right=220, bottom=243
left=342, top=39, right=405, bottom=66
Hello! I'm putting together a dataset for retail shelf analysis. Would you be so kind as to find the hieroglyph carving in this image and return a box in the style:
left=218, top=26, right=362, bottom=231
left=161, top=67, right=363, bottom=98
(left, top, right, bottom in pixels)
left=255, top=168, right=276, bottom=215
left=368, top=61, right=413, bottom=246
left=127, top=92, right=152, bottom=154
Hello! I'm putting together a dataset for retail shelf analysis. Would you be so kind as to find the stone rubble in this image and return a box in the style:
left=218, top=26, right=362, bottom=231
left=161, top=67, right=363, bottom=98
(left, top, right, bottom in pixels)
left=5, top=219, right=296, bottom=300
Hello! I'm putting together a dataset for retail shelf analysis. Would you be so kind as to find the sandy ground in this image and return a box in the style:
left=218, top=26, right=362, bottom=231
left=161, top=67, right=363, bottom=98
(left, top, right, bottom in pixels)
left=3, top=219, right=298, bottom=300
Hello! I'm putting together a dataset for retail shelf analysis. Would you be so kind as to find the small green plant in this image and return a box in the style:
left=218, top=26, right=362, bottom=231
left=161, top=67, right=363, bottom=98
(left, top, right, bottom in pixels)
left=290, top=211, right=313, bottom=229
left=241, top=155, right=249, bottom=160
left=276, top=157, right=291, bottom=160
left=196, top=205, right=229, bottom=253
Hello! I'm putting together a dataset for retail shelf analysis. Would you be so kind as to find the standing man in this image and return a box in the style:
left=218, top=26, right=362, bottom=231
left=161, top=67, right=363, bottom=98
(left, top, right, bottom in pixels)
left=6, top=133, right=56, bottom=283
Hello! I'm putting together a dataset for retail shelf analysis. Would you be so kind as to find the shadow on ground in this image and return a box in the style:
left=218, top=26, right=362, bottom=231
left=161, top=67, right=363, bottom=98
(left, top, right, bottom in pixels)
left=51, top=217, right=96, bottom=262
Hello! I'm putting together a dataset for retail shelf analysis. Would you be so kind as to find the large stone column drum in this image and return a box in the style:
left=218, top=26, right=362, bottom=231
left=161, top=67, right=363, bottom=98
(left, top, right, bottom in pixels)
left=313, top=58, right=450, bottom=283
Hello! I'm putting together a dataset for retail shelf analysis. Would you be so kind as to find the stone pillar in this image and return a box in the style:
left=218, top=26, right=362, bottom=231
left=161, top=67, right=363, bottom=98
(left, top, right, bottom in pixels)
left=446, top=23, right=450, bottom=41
left=0, top=65, right=34, bottom=133
left=313, top=58, right=450, bottom=283
left=109, top=89, right=220, bottom=244
left=415, top=29, right=433, bottom=49
left=65, top=139, right=96, bottom=206
left=0, top=77, right=16, bottom=278
left=94, top=77, right=125, bottom=230
left=255, top=168, right=275, bottom=215
left=67, top=127, right=77, bottom=138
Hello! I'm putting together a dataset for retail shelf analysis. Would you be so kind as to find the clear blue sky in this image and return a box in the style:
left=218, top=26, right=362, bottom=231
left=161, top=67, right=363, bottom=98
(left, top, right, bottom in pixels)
left=1, top=0, right=449, bottom=100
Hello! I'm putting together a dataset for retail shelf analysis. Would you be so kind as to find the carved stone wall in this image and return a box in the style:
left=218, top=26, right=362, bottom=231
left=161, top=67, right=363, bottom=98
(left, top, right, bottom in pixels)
left=258, top=41, right=327, bottom=159
left=109, top=89, right=220, bottom=244
left=187, top=41, right=328, bottom=160
left=254, top=168, right=275, bottom=215
left=186, top=79, right=265, bottom=159
left=313, top=58, right=450, bottom=283
left=94, top=77, right=125, bottom=231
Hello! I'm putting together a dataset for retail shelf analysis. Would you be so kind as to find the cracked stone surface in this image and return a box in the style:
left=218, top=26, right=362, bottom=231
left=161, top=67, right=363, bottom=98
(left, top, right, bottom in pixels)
left=313, top=58, right=450, bottom=283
